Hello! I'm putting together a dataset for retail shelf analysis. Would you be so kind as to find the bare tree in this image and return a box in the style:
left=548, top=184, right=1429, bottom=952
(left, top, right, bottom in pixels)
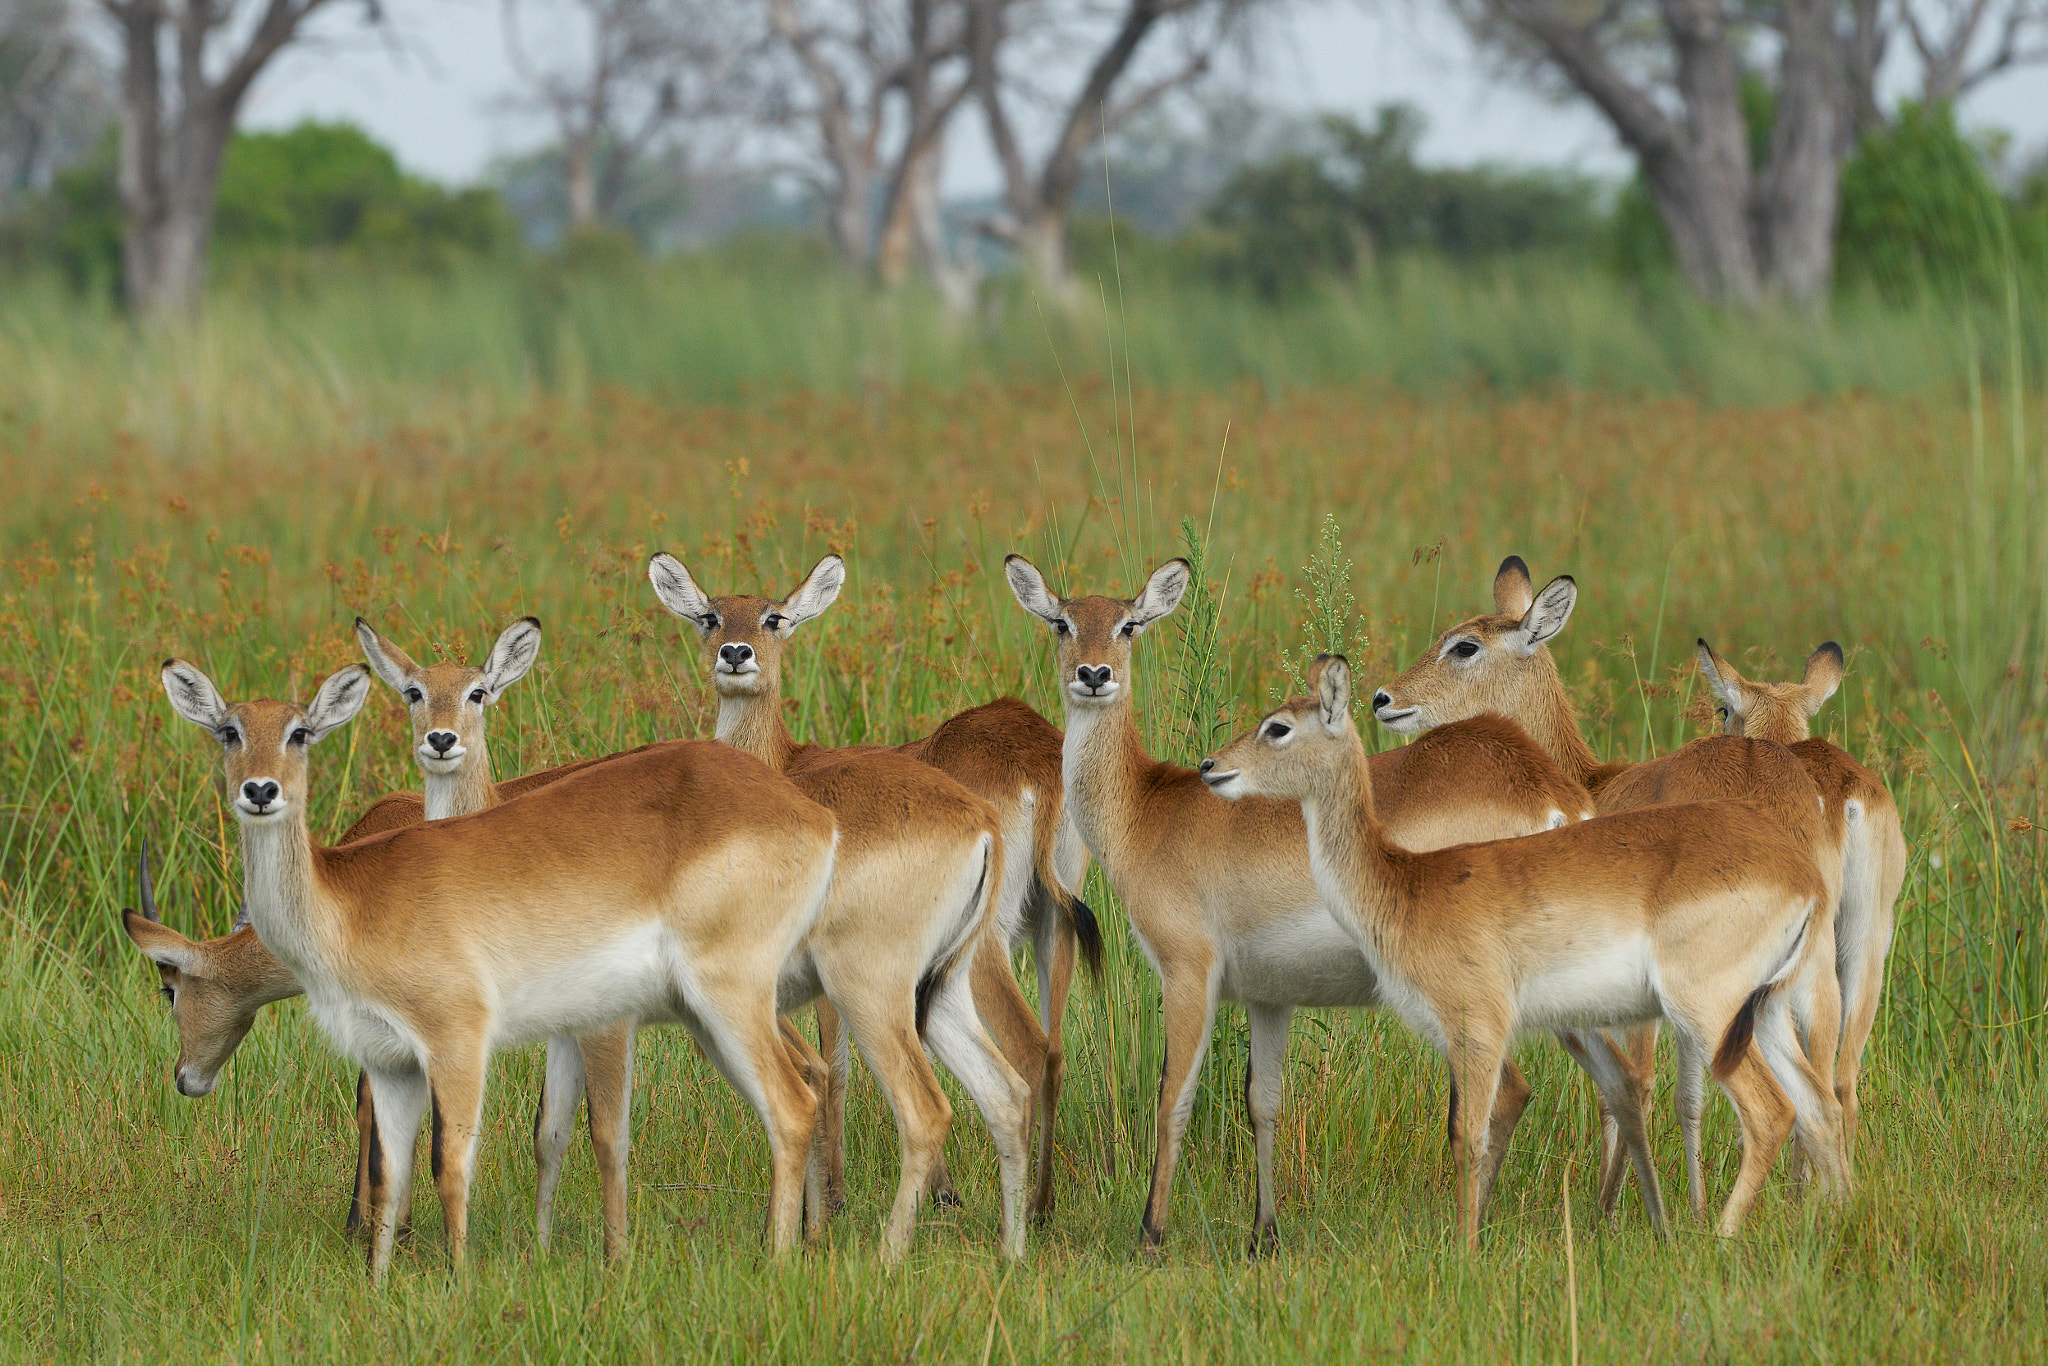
left=870, top=0, right=973, bottom=287
left=0, top=0, right=112, bottom=200
left=99, top=0, right=375, bottom=318
left=505, top=0, right=754, bottom=234
left=967, top=0, right=1254, bottom=294
left=1903, top=0, right=2048, bottom=106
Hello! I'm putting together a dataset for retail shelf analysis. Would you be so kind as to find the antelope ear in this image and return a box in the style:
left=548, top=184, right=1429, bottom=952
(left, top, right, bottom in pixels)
left=779, top=555, right=845, bottom=633
left=480, top=617, right=543, bottom=699
left=1130, top=558, right=1191, bottom=629
left=1510, top=576, right=1576, bottom=655
left=305, top=664, right=372, bottom=742
left=162, top=659, right=231, bottom=731
left=1311, top=654, right=1352, bottom=732
left=1004, top=554, right=1062, bottom=623
left=1694, top=639, right=1747, bottom=715
left=1801, top=641, right=1844, bottom=715
left=354, top=618, right=420, bottom=694
left=1492, top=556, right=1534, bottom=618
left=123, top=910, right=198, bottom=972
left=649, top=553, right=716, bottom=632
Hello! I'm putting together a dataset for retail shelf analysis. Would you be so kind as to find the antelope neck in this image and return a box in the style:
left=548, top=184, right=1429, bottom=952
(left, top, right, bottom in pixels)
left=423, top=734, right=496, bottom=820
left=236, top=807, right=337, bottom=985
left=1295, top=734, right=1411, bottom=972
left=716, top=689, right=801, bottom=772
left=1057, top=690, right=1155, bottom=871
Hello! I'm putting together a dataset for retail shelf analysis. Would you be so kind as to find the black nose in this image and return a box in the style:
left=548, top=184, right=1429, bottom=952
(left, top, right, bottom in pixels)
left=720, top=643, right=754, bottom=667
left=242, top=779, right=279, bottom=807
left=1198, top=758, right=1215, bottom=774
left=426, top=731, right=457, bottom=754
left=1076, top=665, right=1112, bottom=689
left=1372, top=691, right=1392, bottom=710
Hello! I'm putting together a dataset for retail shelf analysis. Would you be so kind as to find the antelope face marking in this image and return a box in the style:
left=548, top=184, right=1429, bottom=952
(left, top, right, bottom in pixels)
left=161, top=659, right=371, bottom=827
left=648, top=552, right=845, bottom=700
left=356, top=617, right=542, bottom=779
left=1003, top=556, right=1190, bottom=710
left=1202, top=655, right=1354, bottom=803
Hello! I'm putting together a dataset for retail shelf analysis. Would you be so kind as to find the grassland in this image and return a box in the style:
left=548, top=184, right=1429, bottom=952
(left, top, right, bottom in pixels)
left=1, top=263, right=2045, bottom=1361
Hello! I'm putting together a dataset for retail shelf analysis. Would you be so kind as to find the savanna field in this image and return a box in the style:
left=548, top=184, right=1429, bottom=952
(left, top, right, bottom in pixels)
left=2, top=268, right=2046, bottom=1361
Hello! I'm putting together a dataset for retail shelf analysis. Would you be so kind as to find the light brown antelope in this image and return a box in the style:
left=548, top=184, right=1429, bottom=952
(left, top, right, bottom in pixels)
left=1201, top=655, right=1849, bottom=1246
left=1003, top=554, right=1610, bottom=1252
left=159, top=658, right=838, bottom=1282
left=1696, top=638, right=1908, bottom=1161
left=1372, top=557, right=1851, bottom=1219
left=649, top=550, right=1080, bottom=1224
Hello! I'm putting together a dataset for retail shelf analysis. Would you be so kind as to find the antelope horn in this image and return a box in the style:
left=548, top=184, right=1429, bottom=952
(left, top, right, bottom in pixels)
left=232, top=902, right=252, bottom=933
left=138, top=838, right=161, bottom=924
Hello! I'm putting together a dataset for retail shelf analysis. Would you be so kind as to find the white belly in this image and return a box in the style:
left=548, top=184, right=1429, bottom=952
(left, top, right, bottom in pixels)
left=488, top=921, right=702, bottom=1048
left=1513, top=935, right=1661, bottom=1032
left=1225, top=904, right=1381, bottom=1009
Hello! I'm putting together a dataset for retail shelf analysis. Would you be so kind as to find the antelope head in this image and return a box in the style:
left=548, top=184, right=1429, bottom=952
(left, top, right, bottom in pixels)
left=355, top=616, right=542, bottom=779
left=1200, top=655, right=1358, bottom=803
left=1696, top=639, right=1844, bottom=746
left=160, top=659, right=371, bottom=827
left=1003, top=555, right=1190, bottom=709
left=1371, top=555, right=1577, bottom=733
left=647, top=551, right=845, bottom=700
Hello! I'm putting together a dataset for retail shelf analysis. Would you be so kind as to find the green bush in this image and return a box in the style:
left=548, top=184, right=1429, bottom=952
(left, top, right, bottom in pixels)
left=1836, top=101, right=2011, bottom=301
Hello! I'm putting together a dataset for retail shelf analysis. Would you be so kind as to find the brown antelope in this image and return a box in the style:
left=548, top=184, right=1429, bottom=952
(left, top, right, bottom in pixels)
left=1696, top=638, right=1908, bottom=1161
left=159, top=658, right=839, bottom=1282
left=1003, top=554, right=1615, bottom=1252
left=360, top=611, right=1026, bottom=1261
left=649, top=549, right=1084, bottom=1224
left=1370, top=558, right=1850, bottom=1217
left=1201, top=655, right=1849, bottom=1246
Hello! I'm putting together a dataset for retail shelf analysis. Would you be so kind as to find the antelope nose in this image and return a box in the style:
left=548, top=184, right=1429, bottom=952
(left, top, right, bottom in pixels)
left=426, top=731, right=458, bottom=755
left=1372, top=690, right=1392, bottom=711
left=1198, top=759, right=1216, bottom=774
left=719, top=643, right=753, bottom=668
left=242, top=779, right=279, bottom=807
left=1076, top=665, right=1112, bottom=689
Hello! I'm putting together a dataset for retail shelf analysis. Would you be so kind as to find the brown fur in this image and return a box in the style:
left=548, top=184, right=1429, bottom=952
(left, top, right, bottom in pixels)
left=648, top=553, right=1037, bottom=1257
left=1205, top=655, right=1849, bottom=1246
left=161, top=657, right=837, bottom=1284
left=1004, top=555, right=1601, bottom=1254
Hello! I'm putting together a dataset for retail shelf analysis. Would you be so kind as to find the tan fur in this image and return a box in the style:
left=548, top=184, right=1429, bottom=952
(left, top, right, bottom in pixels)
left=1373, top=557, right=1853, bottom=1219
left=649, top=553, right=1035, bottom=1257
left=1204, top=656, right=1849, bottom=1247
left=1003, top=554, right=1604, bottom=1254
left=159, top=658, right=836, bottom=1284
left=1697, top=638, right=1908, bottom=1162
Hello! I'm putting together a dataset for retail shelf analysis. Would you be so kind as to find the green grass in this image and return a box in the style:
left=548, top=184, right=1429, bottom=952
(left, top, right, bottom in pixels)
left=1, top=263, right=2045, bottom=1360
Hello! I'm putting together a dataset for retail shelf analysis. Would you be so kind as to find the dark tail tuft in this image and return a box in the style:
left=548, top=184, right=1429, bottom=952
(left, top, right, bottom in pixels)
left=1713, top=986, right=1772, bottom=1079
left=1067, top=890, right=1105, bottom=981
left=916, top=841, right=993, bottom=1037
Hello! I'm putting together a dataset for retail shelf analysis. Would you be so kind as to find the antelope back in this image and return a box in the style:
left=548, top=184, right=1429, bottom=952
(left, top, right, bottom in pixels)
left=1696, top=639, right=1845, bottom=746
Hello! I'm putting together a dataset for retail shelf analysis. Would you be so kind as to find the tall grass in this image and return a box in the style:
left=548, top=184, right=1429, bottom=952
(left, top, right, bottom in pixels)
left=0, top=270, right=2044, bottom=1359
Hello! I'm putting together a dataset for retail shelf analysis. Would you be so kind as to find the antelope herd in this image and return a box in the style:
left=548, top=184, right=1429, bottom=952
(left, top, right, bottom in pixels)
left=120, top=549, right=1903, bottom=1280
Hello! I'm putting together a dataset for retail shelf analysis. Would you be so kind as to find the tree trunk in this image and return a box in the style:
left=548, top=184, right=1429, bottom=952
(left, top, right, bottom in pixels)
left=1017, top=211, right=1070, bottom=298
left=565, top=128, right=599, bottom=228
left=1754, top=0, right=1845, bottom=306
left=825, top=156, right=872, bottom=268
left=1657, top=0, right=1761, bottom=305
left=121, top=98, right=230, bottom=319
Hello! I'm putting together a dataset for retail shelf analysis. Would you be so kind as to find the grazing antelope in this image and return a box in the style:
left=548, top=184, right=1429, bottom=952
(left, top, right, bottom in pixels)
left=159, top=658, right=839, bottom=1282
left=1201, top=655, right=1849, bottom=1245
left=1003, top=554, right=1608, bottom=1252
left=649, top=550, right=1081, bottom=1224
left=1697, top=638, right=1908, bottom=1161
left=1372, top=558, right=1852, bottom=1218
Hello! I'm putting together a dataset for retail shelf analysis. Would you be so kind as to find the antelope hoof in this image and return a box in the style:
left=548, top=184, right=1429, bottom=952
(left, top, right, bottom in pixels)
left=929, top=1185, right=964, bottom=1211
left=1247, top=1223, right=1279, bottom=1259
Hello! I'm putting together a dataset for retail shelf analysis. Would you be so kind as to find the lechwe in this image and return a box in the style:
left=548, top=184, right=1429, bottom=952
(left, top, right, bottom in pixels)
left=1003, top=555, right=1604, bottom=1252
left=1696, top=638, right=1907, bottom=1161
left=158, top=658, right=838, bottom=1282
left=649, top=549, right=1082, bottom=1222
left=1370, top=558, right=1852, bottom=1217
left=1202, top=655, right=1849, bottom=1245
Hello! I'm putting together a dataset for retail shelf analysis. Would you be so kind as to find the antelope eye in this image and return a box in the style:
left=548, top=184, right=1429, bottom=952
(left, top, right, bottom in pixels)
left=763, top=613, right=784, bottom=630
left=698, top=614, right=719, bottom=630
left=1451, top=640, right=1480, bottom=659
left=289, top=727, right=312, bottom=746
left=1716, top=706, right=1729, bottom=719
left=1265, top=722, right=1292, bottom=740
left=218, top=726, right=239, bottom=745
left=469, top=689, right=486, bottom=704
left=404, top=687, right=423, bottom=704
left=1118, top=621, right=1136, bottom=639
left=1052, top=620, right=1070, bottom=636
left=159, top=984, right=175, bottom=1005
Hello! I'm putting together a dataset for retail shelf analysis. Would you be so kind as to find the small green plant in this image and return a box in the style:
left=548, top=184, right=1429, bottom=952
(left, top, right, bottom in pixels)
left=1166, top=515, right=1234, bottom=764
left=1276, top=513, right=1360, bottom=699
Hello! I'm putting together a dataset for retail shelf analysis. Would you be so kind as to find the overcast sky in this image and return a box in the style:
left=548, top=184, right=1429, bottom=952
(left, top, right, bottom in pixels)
left=245, top=0, right=2048, bottom=191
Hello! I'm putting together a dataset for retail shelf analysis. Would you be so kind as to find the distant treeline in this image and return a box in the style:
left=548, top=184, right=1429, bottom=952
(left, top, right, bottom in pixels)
left=5, top=104, right=2045, bottom=306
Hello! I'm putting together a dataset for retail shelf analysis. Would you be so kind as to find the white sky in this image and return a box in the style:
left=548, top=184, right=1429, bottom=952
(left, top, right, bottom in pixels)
left=245, top=0, right=2048, bottom=190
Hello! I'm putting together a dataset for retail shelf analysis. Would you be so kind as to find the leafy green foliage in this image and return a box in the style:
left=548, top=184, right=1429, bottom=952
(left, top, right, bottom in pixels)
left=1836, top=102, right=2014, bottom=301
